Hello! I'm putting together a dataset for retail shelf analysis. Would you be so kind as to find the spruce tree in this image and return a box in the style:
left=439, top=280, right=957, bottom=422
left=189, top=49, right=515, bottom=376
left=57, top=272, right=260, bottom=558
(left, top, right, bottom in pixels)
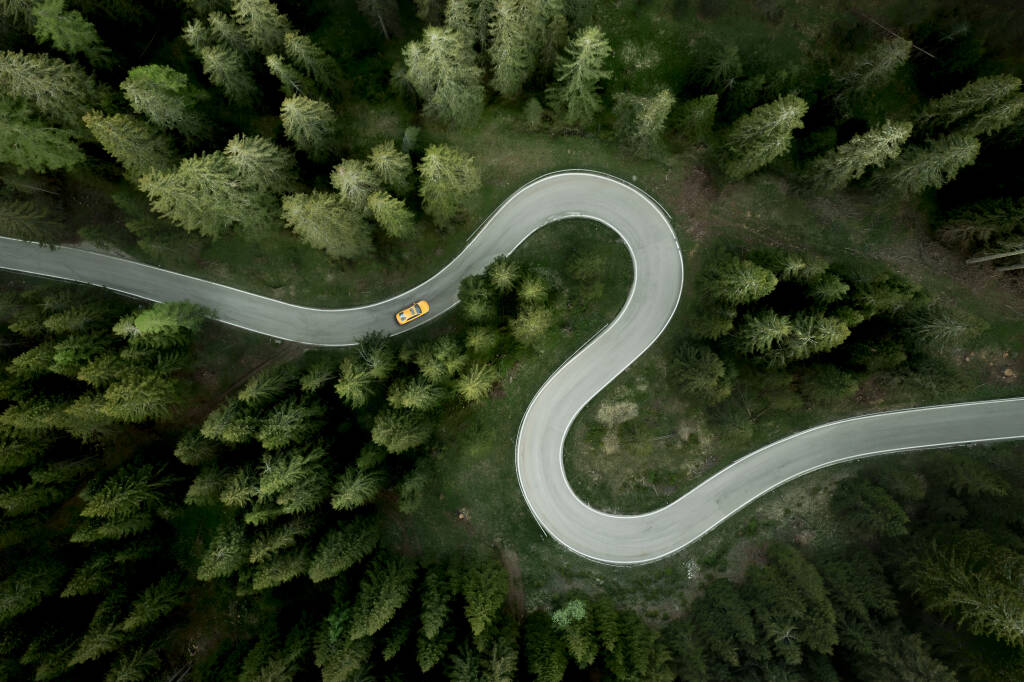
left=280, top=95, right=338, bottom=160
left=0, top=99, right=84, bottom=173
left=920, top=74, right=1022, bottom=130
left=224, top=133, right=298, bottom=193
left=308, top=519, right=379, bottom=582
left=677, top=94, right=718, bottom=139
left=208, top=10, right=249, bottom=53
left=704, top=257, right=778, bottom=305
left=334, top=357, right=376, bottom=407
left=330, top=159, right=381, bottom=212
left=251, top=548, right=310, bottom=590
left=367, top=140, right=413, bottom=195
left=200, top=44, right=257, bottom=105
left=119, top=576, right=184, bottom=631
left=82, top=111, right=176, bottom=179
left=330, top=466, right=385, bottom=510
left=403, top=26, right=485, bottom=126
left=839, top=36, right=912, bottom=95
left=510, top=305, right=554, bottom=346
left=417, top=143, right=482, bottom=224
left=552, top=599, right=599, bottom=668
left=238, top=364, right=295, bottom=405
left=454, top=363, right=498, bottom=402
left=281, top=191, right=374, bottom=260
left=197, top=521, right=249, bottom=580
left=613, top=89, right=675, bottom=154
left=883, top=134, right=980, bottom=195
left=348, top=555, right=417, bottom=640
left=367, top=190, right=416, bottom=238
left=809, top=120, right=913, bottom=190
left=963, top=92, right=1024, bottom=137
left=691, top=578, right=757, bottom=667
left=79, top=464, right=169, bottom=520
left=461, top=559, right=507, bottom=637
left=31, top=0, right=109, bottom=64
left=488, top=0, right=535, bottom=98
left=831, top=476, right=909, bottom=538
left=674, top=345, right=731, bottom=403
left=546, top=26, right=613, bottom=127
left=284, top=32, right=340, bottom=93
left=0, top=50, right=98, bottom=128
left=120, top=65, right=206, bottom=139
left=723, top=94, right=808, bottom=179
left=106, top=648, right=161, bottom=682
left=101, top=372, right=179, bottom=422
left=0, top=196, right=63, bottom=242
left=266, top=53, right=312, bottom=96
left=0, top=558, right=64, bottom=623
left=232, top=0, right=292, bottom=54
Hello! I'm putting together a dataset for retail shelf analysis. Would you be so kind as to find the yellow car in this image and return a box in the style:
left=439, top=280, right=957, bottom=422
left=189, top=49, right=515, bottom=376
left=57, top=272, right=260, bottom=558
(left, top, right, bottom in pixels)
left=395, top=300, right=429, bottom=325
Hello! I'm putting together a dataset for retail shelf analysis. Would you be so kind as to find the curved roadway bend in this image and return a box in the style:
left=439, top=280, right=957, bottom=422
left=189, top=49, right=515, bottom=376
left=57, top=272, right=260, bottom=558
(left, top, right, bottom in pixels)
left=2, top=171, right=1023, bottom=565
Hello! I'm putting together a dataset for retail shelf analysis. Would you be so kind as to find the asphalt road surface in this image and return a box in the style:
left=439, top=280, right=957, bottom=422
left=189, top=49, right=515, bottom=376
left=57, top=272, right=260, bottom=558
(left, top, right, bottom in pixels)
left=2, top=170, right=1022, bottom=565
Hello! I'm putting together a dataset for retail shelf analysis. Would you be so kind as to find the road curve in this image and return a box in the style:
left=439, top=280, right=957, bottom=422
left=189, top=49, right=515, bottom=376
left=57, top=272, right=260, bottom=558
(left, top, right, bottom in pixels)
left=2, top=170, right=1022, bottom=565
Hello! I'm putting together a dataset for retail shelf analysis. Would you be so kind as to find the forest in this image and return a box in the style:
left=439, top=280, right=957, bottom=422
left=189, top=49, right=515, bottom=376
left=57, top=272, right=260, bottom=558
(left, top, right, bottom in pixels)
left=1, top=0, right=1023, bottom=680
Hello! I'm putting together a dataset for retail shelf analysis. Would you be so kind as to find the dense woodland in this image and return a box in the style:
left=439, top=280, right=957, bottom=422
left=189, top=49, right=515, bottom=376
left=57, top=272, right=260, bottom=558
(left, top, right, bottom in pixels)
left=1, top=0, right=1023, bottom=680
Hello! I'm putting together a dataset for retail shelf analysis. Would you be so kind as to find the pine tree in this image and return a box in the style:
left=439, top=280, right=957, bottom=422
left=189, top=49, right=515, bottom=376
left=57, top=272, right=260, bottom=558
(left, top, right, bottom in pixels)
left=106, top=648, right=161, bottom=682
left=420, top=568, right=454, bottom=640
left=461, top=559, right=507, bottom=637
left=0, top=196, right=64, bottom=242
left=367, top=140, right=413, bottom=195
left=883, top=134, right=980, bottom=195
left=735, top=310, right=792, bottom=356
left=348, top=556, right=417, bottom=640
left=488, top=0, right=535, bottom=98
left=417, top=144, right=482, bottom=224
left=454, top=363, right=498, bottom=402
left=281, top=191, right=374, bottom=260
left=552, top=599, right=599, bottom=668
left=677, top=94, right=718, bottom=139
left=330, top=466, right=385, bottom=510
left=674, top=345, right=731, bottom=403
left=299, top=358, right=336, bottom=392
left=79, top=463, right=169, bottom=520
left=284, top=32, right=340, bottom=93
left=251, top=548, right=310, bottom=591
left=208, top=10, right=249, bottom=54
left=371, top=409, right=431, bottom=453
left=232, top=0, right=292, bottom=54
left=82, top=111, right=175, bottom=179
left=201, top=397, right=258, bottom=443
left=704, top=257, right=778, bottom=305
left=724, top=94, right=808, bottom=179
left=920, top=74, right=1022, bottom=130
left=809, top=120, right=913, bottom=190
left=0, top=482, right=63, bottom=516
left=280, top=95, right=338, bottom=160
left=308, top=519, right=379, bottom=582
left=197, top=521, right=249, bottom=580
left=465, top=326, right=500, bottom=356
left=525, top=613, right=569, bottom=681
left=963, top=92, right=1024, bottom=137
left=61, top=553, right=116, bottom=597
left=101, top=371, right=179, bottom=422
left=334, top=356, right=376, bottom=407
left=0, top=50, right=98, bottom=128
left=182, top=18, right=212, bottom=55
left=249, top=517, right=314, bottom=564
left=831, top=476, right=909, bottom=538
left=200, top=44, right=257, bottom=105
left=0, top=99, right=84, bottom=173
left=330, top=159, right=381, bottom=212
left=613, top=89, right=675, bottom=154
left=546, top=26, right=613, bottom=127
left=119, top=575, right=184, bottom=631
left=403, top=26, right=485, bottom=126
left=31, top=0, right=109, bottom=63
left=120, top=65, right=206, bottom=139
left=692, top=578, right=757, bottom=667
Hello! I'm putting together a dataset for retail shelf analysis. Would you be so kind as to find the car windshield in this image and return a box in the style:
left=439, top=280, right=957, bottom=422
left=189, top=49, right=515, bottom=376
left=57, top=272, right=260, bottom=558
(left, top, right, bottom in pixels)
left=409, top=305, right=419, bottom=315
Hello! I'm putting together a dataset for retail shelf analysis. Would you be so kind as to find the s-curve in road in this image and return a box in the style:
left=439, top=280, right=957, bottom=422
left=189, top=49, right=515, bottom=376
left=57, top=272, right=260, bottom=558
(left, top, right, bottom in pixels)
left=2, top=171, right=1023, bottom=565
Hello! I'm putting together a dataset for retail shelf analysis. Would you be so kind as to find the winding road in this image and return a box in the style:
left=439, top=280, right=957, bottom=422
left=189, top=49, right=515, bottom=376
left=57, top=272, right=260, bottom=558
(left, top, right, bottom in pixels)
left=2, top=170, right=1023, bottom=565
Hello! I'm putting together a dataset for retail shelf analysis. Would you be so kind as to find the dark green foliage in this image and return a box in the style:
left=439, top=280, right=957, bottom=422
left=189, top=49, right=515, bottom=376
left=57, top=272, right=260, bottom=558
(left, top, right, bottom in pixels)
left=348, top=555, right=417, bottom=639
left=0, top=98, right=84, bottom=173
left=119, top=575, right=185, bottom=631
left=371, top=409, right=431, bottom=453
left=308, top=518, right=379, bottom=582
left=832, top=475, right=910, bottom=538
left=120, top=65, right=205, bottom=139
left=0, top=558, right=64, bottom=623
left=460, top=558, right=507, bottom=637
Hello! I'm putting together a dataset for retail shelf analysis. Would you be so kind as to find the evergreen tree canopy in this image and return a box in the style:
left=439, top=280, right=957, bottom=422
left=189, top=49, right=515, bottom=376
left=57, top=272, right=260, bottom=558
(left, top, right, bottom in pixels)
left=120, top=65, right=206, bottom=139
left=546, top=25, right=613, bottom=127
left=403, top=26, right=485, bottom=126
left=724, top=94, right=808, bottom=179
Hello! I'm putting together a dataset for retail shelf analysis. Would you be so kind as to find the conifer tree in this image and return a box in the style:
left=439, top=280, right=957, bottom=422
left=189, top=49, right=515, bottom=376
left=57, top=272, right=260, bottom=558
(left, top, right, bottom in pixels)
left=330, top=466, right=385, bottom=510
left=0, top=50, right=98, bottom=128
left=251, top=547, right=310, bottom=590
left=883, top=134, right=980, bottom=195
left=238, top=364, right=295, bottom=406
left=197, top=521, right=249, bottom=580
left=840, top=37, right=912, bottom=95
left=232, top=0, right=291, bottom=54
left=101, top=371, right=179, bottom=422
left=487, top=255, right=520, bottom=292
left=546, top=26, right=613, bottom=127
left=31, top=0, right=109, bottom=64
left=831, top=476, right=909, bottom=538
left=67, top=593, right=127, bottom=667
left=280, top=95, right=338, bottom=160
left=281, top=191, right=374, bottom=260
left=371, top=409, right=431, bottom=453
left=257, top=398, right=325, bottom=450
left=308, top=518, right=379, bottom=582
left=403, top=26, right=485, bottom=126
left=0, top=558, right=62, bottom=623
left=249, top=517, right=314, bottom=564
left=0, top=482, right=63, bottom=516
left=224, top=133, right=298, bottom=193
left=120, top=65, right=206, bottom=139
left=119, top=575, right=184, bottom=631
left=735, top=310, right=792, bottom=356
left=61, top=553, right=116, bottom=597
left=330, top=159, right=381, bottom=212
left=367, top=190, right=416, bottom=238
left=488, top=0, right=535, bottom=98
left=963, top=92, right=1024, bottom=137
left=387, top=377, right=445, bottom=411
left=613, top=89, right=675, bottom=153
left=465, top=326, right=500, bottom=356
left=201, top=397, right=258, bottom=443
left=454, top=363, right=498, bottom=402
left=510, top=305, right=554, bottom=346
left=200, top=44, right=257, bottom=105
left=461, top=559, right=507, bottom=637
left=266, top=53, right=313, bottom=96
left=284, top=32, right=340, bottom=93
left=0, top=99, right=84, bottom=173
left=300, top=358, right=336, bottom=392
left=0, top=196, right=64, bottom=242
left=691, top=578, right=757, bottom=667
left=723, top=94, right=808, bottom=179
left=356, top=0, right=400, bottom=40
left=704, top=257, right=778, bottom=305
left=106, top=648, right=161, bottom=682
left=525, top=613, right=569, bottom=682
left=920, top=74, right=1022, bottom=130
left=182, top=18, right=212, bottom=55
left=368, top=140, right=413, bottom=195
left=809, top=120, right=913, bottom=190
left=348, top=555, right=417, bottom=639
left=208, top=10, right=249, bottom=54
left=82, top=111, right=176, bottom=179
left=552, top=599, right=599, bottom=667
left=333, top=356, right=376, bottom=407
left=417, top=143, right=482, bottom=223
left=419, top=568, right=454, bottom=641
left=79, top=463, right=169, bottom=520
left=674, top=345, right=731, bottom=403
left=677, top=94, right=718, bottom=139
